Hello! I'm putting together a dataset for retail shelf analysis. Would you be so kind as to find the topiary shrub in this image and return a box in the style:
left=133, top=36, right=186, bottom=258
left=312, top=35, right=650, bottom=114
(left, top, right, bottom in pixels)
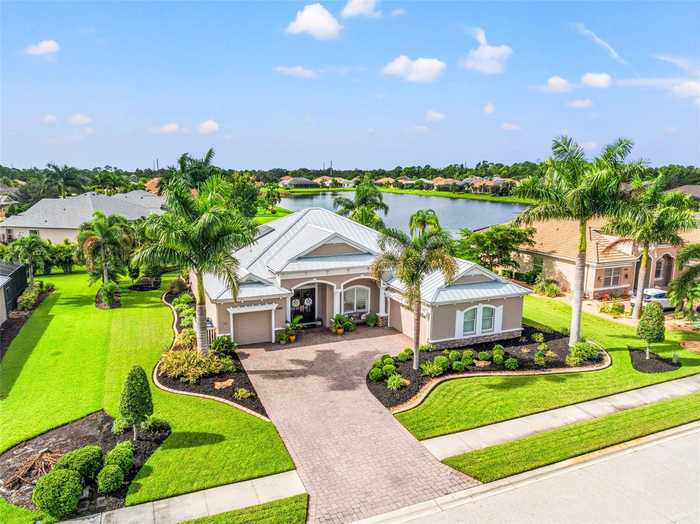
left=461, top=349, right=474, bottom=361
left=382, top=364, right=397, bottom=377
left=396, top=351, right=410, bottom=362
left=382, top=357, right=394, bottom=366
left=504, top=357, right=519, bottom=370
left=448, top=350, right=461, bottom=362
left=434, top=355, right=450, bottom=371
left=477, top=351, right=491, bottom=361
left=386, top=373, right=405, bottom=390
left=368, top=367, right=384, bottom=381
left=32, top=469, right=82, bottom=519
left=210, top=335, right=236, bottom=357
left=120, top=365, right=154, bottom=441
left=105, top=441, right=134, bottom=475
left=53, top=445, right=103, bottom=480
left=451, top=360, right=465, bottom=372
left=97, top=464, right=124, bottom=494
left=638, top=302, right=665, bottom=346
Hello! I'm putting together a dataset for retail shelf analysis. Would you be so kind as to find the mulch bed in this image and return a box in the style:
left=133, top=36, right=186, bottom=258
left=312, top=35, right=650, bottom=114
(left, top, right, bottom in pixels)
left=0, top=410, right=169, bottom=517
left=368, top=325, right=601, bottom=409
left=0, top=291, right=51, bottom=361
left=161, top=288, right=267, bottom=417
left=629, top=348, right=681, bottom=373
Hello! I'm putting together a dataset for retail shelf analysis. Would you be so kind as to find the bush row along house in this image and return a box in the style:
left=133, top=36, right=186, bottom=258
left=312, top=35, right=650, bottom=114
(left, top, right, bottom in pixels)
left=513, top=218, right=700, bottom=299
left=195, top=207, right=530, bottom=347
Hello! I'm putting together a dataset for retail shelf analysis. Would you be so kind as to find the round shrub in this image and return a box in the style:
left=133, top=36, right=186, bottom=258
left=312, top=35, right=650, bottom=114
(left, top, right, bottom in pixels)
left=434, top=355, right=450, bottom=371
left=105, top=441, right=134, bottom=475
left=368, top=367, right=384, bottom=381
left=461, top=349, right=474, bottom=361
left=451, top=360, right=465, bottom=372
left=381, top=354, right=391, bottom=361
left=493, top=354, right=504, bottom=366
left=386, top=373, right=405, bottom=390
left=372, top=359, right=383, bottom=369
left=382, top=364, right=397, bottom=377
left=403, top=347, right=414, bottom=357
left=461, top=354, right=474, bottom=366
left=492, top=344, right=505, bottom=353
left=418, top=343, right=434, bottom=352
left=54, top=445, right=103, bottom=480
left=382, top=357, right=394, bottom=366
left=448, top=350, right=461, bottom=362
left=32, top=469, right=82, bottom=519
left=531, top=332, right=545, bottom=343
left=396, top=351, right=410, bottom=362
left=477, top=351, right=491, bottom=361
left=97, top=465, right=124, bottom=494
left=504, top=357, right=519, bottom=370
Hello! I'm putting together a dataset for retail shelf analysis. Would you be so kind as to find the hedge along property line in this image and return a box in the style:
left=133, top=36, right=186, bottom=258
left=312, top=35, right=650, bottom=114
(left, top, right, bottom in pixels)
left=390, top=347, right=612, bottom=415
left=155, top=291, right=271, bottom=422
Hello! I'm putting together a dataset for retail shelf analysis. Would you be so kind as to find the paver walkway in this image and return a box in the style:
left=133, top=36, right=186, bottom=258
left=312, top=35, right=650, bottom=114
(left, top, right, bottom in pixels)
left=66, top=470, right=305, bottom=524
left=239, top=327, right=476, bottom=524
left=423, top=373, right=700, bottom=460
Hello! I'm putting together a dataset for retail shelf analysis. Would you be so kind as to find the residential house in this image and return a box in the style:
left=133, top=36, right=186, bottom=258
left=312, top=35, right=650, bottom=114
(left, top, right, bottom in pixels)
left=280, top=177, right=319, bottom=189
left=333, top=177, right=353, bottom=188
left=431, top=177, right=460, bottom=190
left=0, top=194, right=18, bottom=219
left=514, top=218, right=700, bottom=298
left=0, top=192, right=164, bottom=243
left=0, top=263, right=27, bottom=326
left=396, top=177, right=415, bottom=187
left=145, top=177, right=160, bottom=194
left=313, top=176, right=335, bottom=187
left=374, top=177, right=396, bottom=186
left=197, top=207, right=530, bottom=346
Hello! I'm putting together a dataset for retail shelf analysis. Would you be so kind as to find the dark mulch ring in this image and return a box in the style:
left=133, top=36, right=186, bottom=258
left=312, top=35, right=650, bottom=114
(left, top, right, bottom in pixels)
left=0, top=292, right=51, bottom=361
left=368, top=325, right=602, bottom=409
left=629, top=348, right=681, bottom=373
left=0, top=410, right=169, bottom=517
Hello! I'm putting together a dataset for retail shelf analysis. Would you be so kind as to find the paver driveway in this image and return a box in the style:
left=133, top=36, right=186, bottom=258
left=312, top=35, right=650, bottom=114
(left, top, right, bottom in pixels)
left=238, top=327, right=476, bottom=524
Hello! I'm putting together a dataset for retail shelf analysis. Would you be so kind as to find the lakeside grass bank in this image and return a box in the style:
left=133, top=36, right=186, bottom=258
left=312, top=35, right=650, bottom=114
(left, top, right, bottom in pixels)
left=284, top=187, right=534, bottom=205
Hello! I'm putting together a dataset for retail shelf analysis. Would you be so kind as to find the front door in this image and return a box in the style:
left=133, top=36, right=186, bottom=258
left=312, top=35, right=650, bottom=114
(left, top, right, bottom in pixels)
left=291, top=287, right=316, bottom=324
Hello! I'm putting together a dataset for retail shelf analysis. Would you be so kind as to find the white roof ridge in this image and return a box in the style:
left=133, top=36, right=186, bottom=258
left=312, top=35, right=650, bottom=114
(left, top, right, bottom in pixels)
left=242, top=207, right=313, bottom=270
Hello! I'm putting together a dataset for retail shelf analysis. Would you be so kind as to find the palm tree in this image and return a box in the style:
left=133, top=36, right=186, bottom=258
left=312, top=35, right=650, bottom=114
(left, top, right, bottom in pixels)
left=517, top=136, right=633, bottom=345
left=78, top=211, right=134, bottom=285
left=6, top=235, right=50, bottom=283
left=261, top=184, right=282, bottom=213
left=47, top=163, right=85, bottom=198
left=669, top=243, right=700, bottom=317
left=409, top=209, right=440, bottom=236
left=134, top=174, right=255, bottom=352
left=334, top=176, right=388, bottom=228
left=603, top=174, right=696, bottom=319
left=157, top=148, right=217, bottom=192
left=371, top=213, right=456, bottom=370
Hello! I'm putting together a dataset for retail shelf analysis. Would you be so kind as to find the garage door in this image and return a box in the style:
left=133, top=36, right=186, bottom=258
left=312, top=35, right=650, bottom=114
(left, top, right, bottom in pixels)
left=232, top=310, right=272, bottom=345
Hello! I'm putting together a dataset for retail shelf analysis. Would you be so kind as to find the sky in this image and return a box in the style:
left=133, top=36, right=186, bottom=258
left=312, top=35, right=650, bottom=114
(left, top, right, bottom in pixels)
left=2, top=1, right=699, bottom=170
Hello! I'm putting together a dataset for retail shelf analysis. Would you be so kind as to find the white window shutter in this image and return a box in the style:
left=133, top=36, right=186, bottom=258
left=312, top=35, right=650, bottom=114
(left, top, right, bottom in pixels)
left=495, top=304, right=504, bottom=333
left=454, top=310, right=462, bottom=338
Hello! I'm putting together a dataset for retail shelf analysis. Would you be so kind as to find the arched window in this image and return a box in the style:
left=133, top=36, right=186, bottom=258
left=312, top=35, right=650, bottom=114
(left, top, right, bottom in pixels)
left=481, top=305, right=496, bottom=333
left=457, top=304, right=503, bottom=339
left=462, top=307, right=477, bottom=336
left=343, top=286, right=370, bottom=314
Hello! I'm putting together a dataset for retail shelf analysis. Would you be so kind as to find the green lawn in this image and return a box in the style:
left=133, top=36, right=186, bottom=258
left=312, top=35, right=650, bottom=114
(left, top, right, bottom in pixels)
left=255, top=206, right=291, bottom=224
left=0, top=497, right=48, bottom=524
left=0, top=272, right=294, bottom=511
left=183, top=494, right=308, bottom=524
left=396, top=294, right=700, bottom=440
left=444, top=391, right=700, bottom=482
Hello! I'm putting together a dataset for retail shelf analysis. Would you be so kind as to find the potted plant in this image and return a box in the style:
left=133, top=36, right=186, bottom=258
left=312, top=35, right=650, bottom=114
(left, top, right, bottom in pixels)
left=276, top=331, right=289, bottom=345
left=286, top=315, right=304, bottom=343
left=332, top=314, right=349, bottom=335
left=366, top=312, right=379, bottom=327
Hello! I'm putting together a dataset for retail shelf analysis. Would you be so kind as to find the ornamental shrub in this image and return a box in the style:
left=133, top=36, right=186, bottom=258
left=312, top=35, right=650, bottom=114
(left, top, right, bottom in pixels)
left=111, top=417, right=129, bottom=435
left=172, top=293, right=194, bottom=309
left=97, top=465, right=124, bottom=494
left=179, top=310, right=194, bottom=328
left=492, top=344, right=505, bottom=354
left=477, top=351, right=491, bottom=361
left=565, top=341, right=601, bottom=367
left=53, top=445, right=103, bottom=480
left=233, top=387, right=254, bottom=400
left=382, top=357, right=394, bottom=366
left=381, top=354, right=391, bottom=361
left=366, top=313, right=379, bottom=327
left=141, top=416, right=171, bottom=433
left=638, top=302, right=665, bottom=345
left=210, top=335, right=236, bottom=357
left=461, top=353, right=474, bottom=366
left=599, top=301, right=625, bottom=317
left=451, top=360, right=465, bottom=372
left=32, top=469, right=82, bottom=519
left=504, top=357, right=519, bottom=370
left=17, top=283, right=41, bottom=311
left=403, top=347, right=414, bottom=357
left=461, top=349, right=474, bottom=361
left=382, top=364, right=397, bottom=377
left=160, top=351, right=234, bottom=384
left=420, top=360, right=444, bottom=377
left=119, top=366, right=154, bottom=439
left=372, top=359, right=383, bottom=369
left=493, top=354, right=504, bottom=366
left=531, top=332, right=545, bottom=343
left=434, top=355, right=450, bottom=371
left=173, top=328, right=197, bottom=351
left=105, top=441, right=134, bottom=475
left=448, top=350, right=461, bottom=362
left=396, top=351, right=410, bottom=362
left=386, top=373, right=405, bottom=390
left=368, top=367, right=384, bottom=381
left=418, top=343, right=434, bottom=352
left=98, top=281, right=120, bottom=307
left=534, top=351, right=546, bottom=367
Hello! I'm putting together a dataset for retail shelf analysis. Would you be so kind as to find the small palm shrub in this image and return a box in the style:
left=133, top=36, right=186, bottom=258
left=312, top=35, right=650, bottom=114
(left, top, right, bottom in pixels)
left=420, top=360, right=445, bottom=377
left=210, top=335, right=236, bottom=357
left=105, top=441, right=134, bottom=475
left=97, top=465, right=124, bottom=494
left=53, top=445, right=103, bottom=480
left=504, top=357, right=519, bottom=370
left=386, top=373, right=405, bottom=390
left=160, top=350, right=235, bottom=384
left=32, top=469, right=82, bottom=519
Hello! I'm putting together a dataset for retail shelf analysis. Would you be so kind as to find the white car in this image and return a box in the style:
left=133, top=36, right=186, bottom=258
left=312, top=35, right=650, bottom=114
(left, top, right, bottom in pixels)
left=630, top=288, right=674, bottom=310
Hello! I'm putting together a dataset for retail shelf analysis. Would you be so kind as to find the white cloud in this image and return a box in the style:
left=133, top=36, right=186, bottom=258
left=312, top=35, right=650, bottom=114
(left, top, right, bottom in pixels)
left=383, top=55, right=446, bottom=83
left=425, top=110, right=445, bottom=122
left=150, top=122, right=180, bottom=134
left=568, top=98, right=593, bottom=109
left=575, top=23, right=626, bottom=65
left=391, top=8, right=406, bottom=16
left=462, top=28, right=512, bottom=74
left=582, top=72, right=612, bottom=88
left=544, top=76, right=571, bottom=93
left=581, top=141, right=598, bottom=151
left=653, top=54, right=700, bottom=77
left=341, top=0, right=381, bottom=18
left=501, top=122, right=519, bottom=131
left=483, top=102, right=495, bottom=114
left=197, top=119, right=219, bottom=135
left=25, top=39, right=59, bottom=56
left=68, top=113, right=92, bottom=126
left=275, top=65, right=318, bottom=79
left=42, top=114, right=57, bottom=124
left=671, top=80, right=700, bottom=98
left=57, top=127, right=95, bottom=145
left=286, top=3, right=342, bottom=40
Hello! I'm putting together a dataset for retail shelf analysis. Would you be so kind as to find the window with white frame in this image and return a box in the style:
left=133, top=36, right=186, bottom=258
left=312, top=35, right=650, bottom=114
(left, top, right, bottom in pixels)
left=343, top=286, right=369, bottom=313
left=655, top=259, right=664, bottom=279
left=602, top=267, right=621, bottom=287
left=481, top=306, right=496, bottom=333
left=463, top=307, right=477, bottom=335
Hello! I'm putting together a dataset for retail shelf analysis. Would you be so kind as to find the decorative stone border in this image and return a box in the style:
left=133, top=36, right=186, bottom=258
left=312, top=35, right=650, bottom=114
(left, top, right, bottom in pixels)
left=390, top=347, right=611, bottom=415
left=154, top=290, right=271, bottom=422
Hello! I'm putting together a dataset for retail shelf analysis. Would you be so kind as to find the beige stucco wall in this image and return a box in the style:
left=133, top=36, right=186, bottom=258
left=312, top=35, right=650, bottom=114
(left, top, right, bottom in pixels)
left=453, top=273, right=492, bottom=285
left=388, top=298, right=428, bottom=344
left=430, top=296, right=524, bottom=341
left=1, top=226, right=78, bottom=243
left=590, top=264, right=635, bottom=297
left=305, top=243, right=364, bottom=257
left=341, top=278, right=379, bottom=315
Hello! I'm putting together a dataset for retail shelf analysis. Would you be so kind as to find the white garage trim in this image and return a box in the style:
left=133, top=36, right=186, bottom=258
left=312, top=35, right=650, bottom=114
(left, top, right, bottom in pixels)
left=227, top=303, right=278, bottom=344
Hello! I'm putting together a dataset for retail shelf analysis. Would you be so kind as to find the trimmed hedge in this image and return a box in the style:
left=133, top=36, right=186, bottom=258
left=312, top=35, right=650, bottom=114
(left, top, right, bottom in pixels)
left=97, top=464, right=124, bottom=494
left=32, top=469, right=82, bottom=519
left=53, top=444, right=103, bottom=480
left=105, top=441, right=134, bottom=475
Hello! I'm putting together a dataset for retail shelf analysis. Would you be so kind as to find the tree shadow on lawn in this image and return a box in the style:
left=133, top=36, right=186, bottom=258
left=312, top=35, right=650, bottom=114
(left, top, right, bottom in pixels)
left=482, top=372, right=584, bottom=391
left=0, top=293, right=58, bottom=399
left=159, top=431, right=226, bottom=450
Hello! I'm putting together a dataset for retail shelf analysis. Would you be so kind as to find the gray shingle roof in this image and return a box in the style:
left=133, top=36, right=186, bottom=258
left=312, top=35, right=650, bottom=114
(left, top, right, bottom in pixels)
left=112, top=190, right=165, bottom=210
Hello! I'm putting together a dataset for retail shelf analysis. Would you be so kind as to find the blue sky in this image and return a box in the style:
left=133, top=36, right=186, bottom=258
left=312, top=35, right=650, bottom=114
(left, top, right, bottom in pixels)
left=2, top=1, right=699, bottom=170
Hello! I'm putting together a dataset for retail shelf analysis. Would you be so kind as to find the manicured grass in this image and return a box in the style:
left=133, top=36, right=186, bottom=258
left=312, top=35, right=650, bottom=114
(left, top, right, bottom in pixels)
left=0, top=497, right=49, bottom=524
left=396, top=294, right=700, bottom=440
left=255, top=206, right=291, bottom=224
left=183, top=494, right=308, bottom=524
left=0, top=272, right=294, bottom=508
left=285, top=187, right=535, bottom=205
left=444, top=391, right=700, bottom=482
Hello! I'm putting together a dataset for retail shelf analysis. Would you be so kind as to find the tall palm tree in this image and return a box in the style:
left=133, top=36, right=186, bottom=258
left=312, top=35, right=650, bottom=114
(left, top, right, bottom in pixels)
left=351, top=205, right=385, bottom=230
left=157, top=148, right=217, bottom=193
left=603, top=174, right=696, bottom=319
left=409, top=209, right=440, bottom=236
left=134, top=174, right=255, bottom=352
left=6, top=235, right=50, bottom=283
left=47, top=163, right=85, bottom=198
left=669, top=243, right=700, bottom=317
left=334, top=176, right=388, bottom=229
left=371, top=213, right=456, bottom=370
left=517, top=136, right=633, bottom=345
left=261, top=183, right=282, bottom=213
left=78, top=211, right=134, bottom=285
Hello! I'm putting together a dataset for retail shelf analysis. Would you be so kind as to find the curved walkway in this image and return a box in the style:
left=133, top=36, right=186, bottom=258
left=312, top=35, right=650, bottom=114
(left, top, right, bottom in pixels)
left=238, top=327, right=477, bottom=524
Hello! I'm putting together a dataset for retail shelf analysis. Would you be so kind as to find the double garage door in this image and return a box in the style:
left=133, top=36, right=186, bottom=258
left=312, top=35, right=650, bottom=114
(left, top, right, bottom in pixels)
left=232, top=310, right=273, bottom=345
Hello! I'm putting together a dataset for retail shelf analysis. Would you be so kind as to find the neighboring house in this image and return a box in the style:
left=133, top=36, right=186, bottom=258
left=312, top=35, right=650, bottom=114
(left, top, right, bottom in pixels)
left=0, top=192, right=164, bottom=243
left=145, top=177, right=160, bottom=194
left=0, top=263, right=27, bottom=325
left=280, top=177, right=319, bottom=189
left=397, top=177, right=415, bottom=187
left=514, top=218, right=700, bottom=298
left=668, top=185, right=700, bottom=202
left=432, top=177, right=459, bottom=190
left=313, top=176, right=335, bottom=187
left=333, top=177, right=353, bottom=188
left=197, top=207, right=530, bottom=347
left=374, top=177, right=396, bottom=186
left=112, top=189, right=165, bottom=211
left=0, top=194, right=18, bottom=219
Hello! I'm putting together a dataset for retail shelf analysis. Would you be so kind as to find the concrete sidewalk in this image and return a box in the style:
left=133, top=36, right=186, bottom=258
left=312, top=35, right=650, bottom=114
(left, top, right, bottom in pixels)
left=424, top=374, right=700, bottom=460
left=66, top=470, right=305, bottom=524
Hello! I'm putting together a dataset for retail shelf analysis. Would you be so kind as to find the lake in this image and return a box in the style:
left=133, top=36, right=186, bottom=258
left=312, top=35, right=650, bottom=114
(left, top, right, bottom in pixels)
left=280, top=192, right=527, bottom=235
